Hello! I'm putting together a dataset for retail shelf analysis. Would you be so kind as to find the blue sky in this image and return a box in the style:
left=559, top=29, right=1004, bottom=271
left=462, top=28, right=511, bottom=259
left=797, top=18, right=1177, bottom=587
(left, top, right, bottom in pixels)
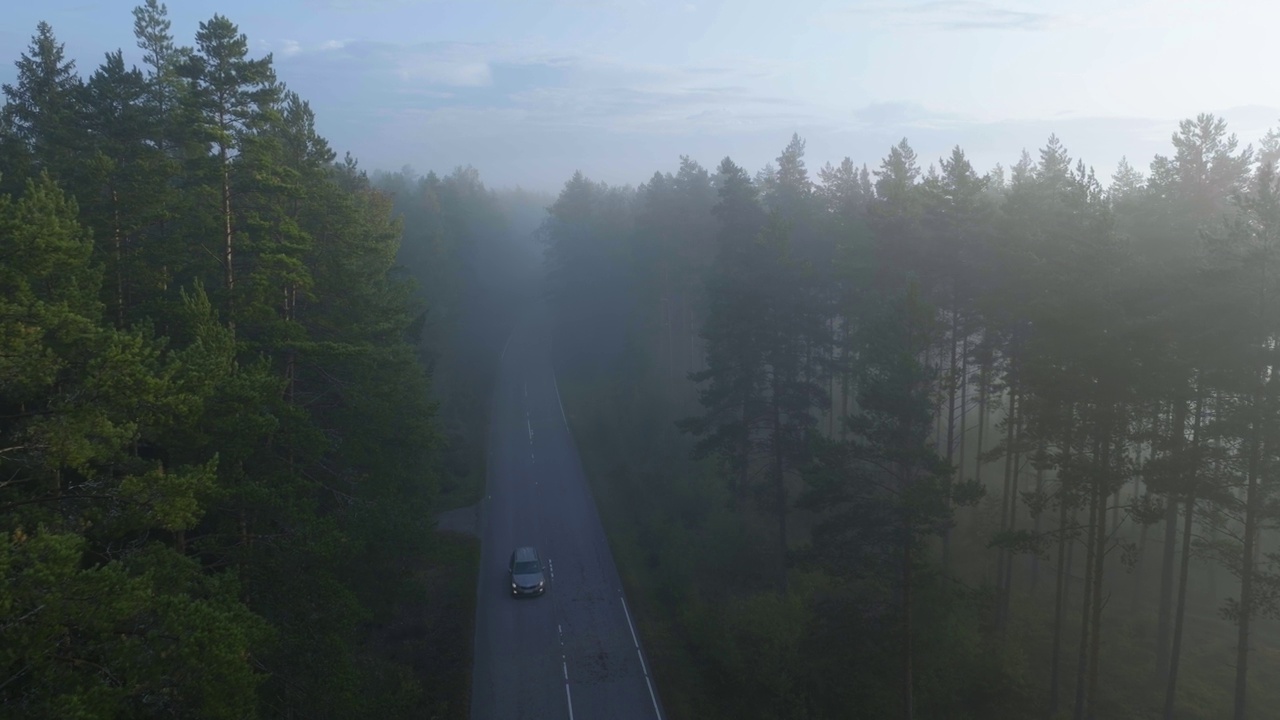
left=3, top=0, right=1279, bottom=191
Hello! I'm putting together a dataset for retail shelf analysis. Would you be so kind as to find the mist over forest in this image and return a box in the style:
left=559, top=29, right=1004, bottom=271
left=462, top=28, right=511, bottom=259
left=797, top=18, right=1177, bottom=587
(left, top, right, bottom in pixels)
left=3, top=3, right=1280, bottom=720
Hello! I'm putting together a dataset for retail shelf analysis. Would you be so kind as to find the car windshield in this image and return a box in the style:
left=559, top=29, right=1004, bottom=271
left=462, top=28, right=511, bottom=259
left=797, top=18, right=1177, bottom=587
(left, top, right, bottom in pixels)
left=513, top=561, right=540, bottom=575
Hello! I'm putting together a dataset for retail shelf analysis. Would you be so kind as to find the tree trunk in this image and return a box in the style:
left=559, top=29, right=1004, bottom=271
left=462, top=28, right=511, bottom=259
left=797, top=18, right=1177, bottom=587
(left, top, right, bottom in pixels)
left=1109, top=420, right=1125, bottom=536
left=840, top=314, right=851, bottom=441
left=735, top=400, right=751, bottom=505
left=1004, top=403, right=1023, bottom=615
left=1232, top=403, right=1262, bottom=720
left=1132, top=520, right=1150, bottom=615
left=1073, top=431, right=1102, bottom=720
left=934, top=345, right=944, bottom=451
left=975, top=351, right=988, bottom=485
left=943, top=305, right=958, bottom=571
left=1085, top=417, right=1111, bottom=720
left=773, top=375, right=788, bottom=594
left=997, top=379, right=1017, bottom=630
left=1031, top=440, right=1046, bottom=593
left=1163, top=495, right=1196, bottom=720
left=958, top=331, right=970, bottom=479
left=239, top=506, right=250, bottom=604
left=1132, top=404, right=1161, bottom=614
left=829, top=315, right=837, bottom=437
left=1162, top=392, right=1198, bottom=712
left=1156, top=394, right=1188, bottom=682
left=688, top=304, right=696, bottom=405
left=112, top=186, right=124, bottom=328
left=221, top=141, right=235, bottom=330
left=903, top=517, right=915, bottom=720
left=1049, top=414, right=1075, bottom=717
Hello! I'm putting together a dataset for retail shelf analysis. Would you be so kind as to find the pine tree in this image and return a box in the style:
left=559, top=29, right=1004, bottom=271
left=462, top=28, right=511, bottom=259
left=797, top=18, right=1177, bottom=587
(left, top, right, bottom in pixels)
left=1197, top=155, right=1280, bottom=720
left=78, top=49, right=166, bottom=327
left=0, top=22, right=84, bottom=191
left=920, top=146, right=991, bottom=571
left=804, top=283, right=975, bottom=720
left=679, top=158, right=768, bottom=505
left=181, top=14, right=279, bottom=327
left=0, top=175, right=268, bottom=717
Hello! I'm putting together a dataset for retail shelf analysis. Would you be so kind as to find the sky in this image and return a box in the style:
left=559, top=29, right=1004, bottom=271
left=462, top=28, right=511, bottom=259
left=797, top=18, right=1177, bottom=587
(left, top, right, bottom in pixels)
left=3, top=0, right=1279, bottom=192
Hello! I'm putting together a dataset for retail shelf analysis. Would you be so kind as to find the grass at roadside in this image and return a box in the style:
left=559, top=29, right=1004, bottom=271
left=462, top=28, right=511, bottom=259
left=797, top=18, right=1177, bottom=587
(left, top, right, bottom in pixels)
left=419, top=532, right=480, bottom=719
left=436, top=458, right=485, bottom=513
left=433, top=411, right=488, bottom=513
left=367, top=531, right=480, bottom=719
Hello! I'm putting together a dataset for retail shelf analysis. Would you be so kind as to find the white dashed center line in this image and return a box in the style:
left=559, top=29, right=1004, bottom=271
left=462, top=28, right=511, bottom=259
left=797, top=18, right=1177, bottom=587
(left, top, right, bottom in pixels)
left=560, top=622, right=574, bottom=720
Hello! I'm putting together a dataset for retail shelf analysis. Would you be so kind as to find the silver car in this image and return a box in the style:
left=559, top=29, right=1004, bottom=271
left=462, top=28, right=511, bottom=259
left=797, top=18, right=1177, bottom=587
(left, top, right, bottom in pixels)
left=509, top=546, right=546, bottom=597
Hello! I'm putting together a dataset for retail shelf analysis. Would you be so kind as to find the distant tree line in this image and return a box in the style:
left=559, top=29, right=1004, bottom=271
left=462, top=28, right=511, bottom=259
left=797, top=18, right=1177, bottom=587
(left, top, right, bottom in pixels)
left=370, top=167, right=545, bottom=495
left=542, top=121, right=1280, bottom=719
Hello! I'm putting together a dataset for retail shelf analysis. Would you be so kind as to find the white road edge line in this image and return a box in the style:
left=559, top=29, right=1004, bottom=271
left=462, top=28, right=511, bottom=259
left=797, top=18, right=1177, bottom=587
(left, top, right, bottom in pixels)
left=500, top=327, right=514, bottom=362
left=644, top=676, right=661, bottom=719
left=621, top=595, right=663, bottom=719
left=551, top=370, right=569, bottom=430
left=565, top=683, right=575, bottom=720
left=620, top=596, right=641, bottom=649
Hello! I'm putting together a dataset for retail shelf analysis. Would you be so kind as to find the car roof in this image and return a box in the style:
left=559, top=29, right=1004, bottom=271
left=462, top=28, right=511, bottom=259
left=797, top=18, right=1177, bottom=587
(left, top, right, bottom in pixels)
left=512, top=546, right=539, bottom=562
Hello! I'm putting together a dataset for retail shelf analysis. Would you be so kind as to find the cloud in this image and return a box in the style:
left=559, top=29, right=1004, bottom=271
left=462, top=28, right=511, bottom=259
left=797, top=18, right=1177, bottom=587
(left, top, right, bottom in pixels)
left=300, top=0, right=433, bottom=8
left=551, top=0, right=651, bottom=8
left=275, top=36, right=805, bottom=135
left=504, top=82, right=799, bottom=134
left=841, top=1, right=1056, bottom=31
left=395, top=58, right=491, bottom=86
left=851, top=101, right=965, bottom=129
left=271, top=38, right=1220, bottom=189
left=280, top=40, right=495, bottom=88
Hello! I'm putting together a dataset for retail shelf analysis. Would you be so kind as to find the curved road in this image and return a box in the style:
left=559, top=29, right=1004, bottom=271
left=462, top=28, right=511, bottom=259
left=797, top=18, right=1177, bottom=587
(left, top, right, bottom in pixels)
left=469, top=308, right=664, bottom=720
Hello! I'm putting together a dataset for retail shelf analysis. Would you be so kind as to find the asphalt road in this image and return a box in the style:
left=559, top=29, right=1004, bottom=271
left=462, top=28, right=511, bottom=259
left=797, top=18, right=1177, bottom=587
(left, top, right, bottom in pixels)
left=469, top=308, right=664, bottom=720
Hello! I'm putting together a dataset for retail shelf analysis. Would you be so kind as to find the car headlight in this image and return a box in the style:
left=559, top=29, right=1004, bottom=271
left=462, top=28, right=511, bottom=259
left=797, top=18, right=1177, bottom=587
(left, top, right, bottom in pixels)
left=511, top=582, right=518, bottom=590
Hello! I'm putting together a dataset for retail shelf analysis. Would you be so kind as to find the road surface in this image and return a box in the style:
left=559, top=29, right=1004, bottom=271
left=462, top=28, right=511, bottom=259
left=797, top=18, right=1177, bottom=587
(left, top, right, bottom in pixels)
left=469, top=308, right=664, bottom=720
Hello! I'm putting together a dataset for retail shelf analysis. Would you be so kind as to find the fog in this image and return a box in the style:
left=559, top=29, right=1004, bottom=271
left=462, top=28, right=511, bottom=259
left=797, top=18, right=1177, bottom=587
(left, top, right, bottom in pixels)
left=4, top=2, right=1280, bottom=719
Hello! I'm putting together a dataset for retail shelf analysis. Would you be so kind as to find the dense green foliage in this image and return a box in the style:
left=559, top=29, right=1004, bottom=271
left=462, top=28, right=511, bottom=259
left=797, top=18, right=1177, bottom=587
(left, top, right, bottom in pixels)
left=0, top=6, right=498, bottom=717
left=545, top=124, right=1280, bottom=719
left=7, top=6, right=1280, bottom=720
